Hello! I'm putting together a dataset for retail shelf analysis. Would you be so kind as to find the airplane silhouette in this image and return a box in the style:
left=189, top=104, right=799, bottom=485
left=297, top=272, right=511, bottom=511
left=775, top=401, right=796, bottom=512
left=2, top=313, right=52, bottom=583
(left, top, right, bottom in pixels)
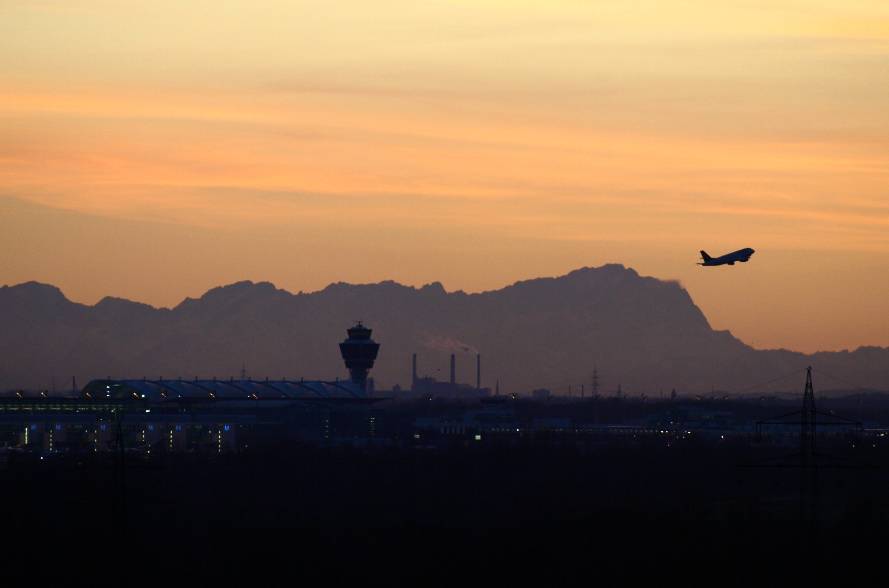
left=699, top=248, right=755, bottom=266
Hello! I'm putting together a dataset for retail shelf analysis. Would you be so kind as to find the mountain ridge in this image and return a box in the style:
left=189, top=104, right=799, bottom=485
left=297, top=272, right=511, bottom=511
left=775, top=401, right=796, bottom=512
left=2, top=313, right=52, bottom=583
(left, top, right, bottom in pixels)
left=1, top=265, right=887, bottom=393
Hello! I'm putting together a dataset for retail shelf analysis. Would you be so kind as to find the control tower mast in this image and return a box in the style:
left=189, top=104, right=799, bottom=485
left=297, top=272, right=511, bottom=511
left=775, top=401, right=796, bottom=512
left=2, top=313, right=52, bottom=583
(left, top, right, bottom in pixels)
left=338, top=322, right=380, bottom=393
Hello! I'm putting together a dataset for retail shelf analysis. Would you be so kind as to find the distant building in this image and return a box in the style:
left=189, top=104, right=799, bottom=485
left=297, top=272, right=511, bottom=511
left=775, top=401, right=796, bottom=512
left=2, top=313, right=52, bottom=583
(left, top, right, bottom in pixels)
left=339, top=322, right=380, bottom=392
left=406, top=352, right=490, bottom=399
left=531, top=389, right=552, bottom=401
left=0, top=323, right=385, bottom=453
left=410, top=376, right=489, bottom=399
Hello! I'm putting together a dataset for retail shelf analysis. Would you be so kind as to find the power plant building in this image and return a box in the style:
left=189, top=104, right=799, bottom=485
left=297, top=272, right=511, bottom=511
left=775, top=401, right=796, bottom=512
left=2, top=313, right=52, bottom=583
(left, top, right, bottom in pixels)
left=409, top=352, right=491, bottom=399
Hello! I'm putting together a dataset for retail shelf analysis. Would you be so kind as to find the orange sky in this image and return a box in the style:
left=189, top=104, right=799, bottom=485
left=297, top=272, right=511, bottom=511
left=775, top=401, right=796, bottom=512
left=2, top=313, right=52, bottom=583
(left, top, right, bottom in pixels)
left=1, top=1, right=888, bottom=353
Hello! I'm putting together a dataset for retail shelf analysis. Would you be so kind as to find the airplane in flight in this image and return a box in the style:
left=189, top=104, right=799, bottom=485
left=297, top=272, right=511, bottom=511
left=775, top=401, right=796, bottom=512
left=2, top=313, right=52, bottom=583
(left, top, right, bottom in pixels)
left=699, top=248, right=755, bottom=266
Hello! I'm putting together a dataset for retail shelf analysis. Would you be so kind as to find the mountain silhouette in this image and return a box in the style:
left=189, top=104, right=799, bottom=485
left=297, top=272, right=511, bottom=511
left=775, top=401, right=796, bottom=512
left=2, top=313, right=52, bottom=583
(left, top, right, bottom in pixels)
left=1, top=265, right=887, bottom=394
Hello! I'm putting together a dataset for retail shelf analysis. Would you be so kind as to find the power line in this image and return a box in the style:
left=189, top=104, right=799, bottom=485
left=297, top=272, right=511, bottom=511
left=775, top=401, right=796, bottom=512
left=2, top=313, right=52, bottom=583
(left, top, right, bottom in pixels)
left=730, top=368, right=807, bottom=396
left=812, top=368, right=872, bottom=392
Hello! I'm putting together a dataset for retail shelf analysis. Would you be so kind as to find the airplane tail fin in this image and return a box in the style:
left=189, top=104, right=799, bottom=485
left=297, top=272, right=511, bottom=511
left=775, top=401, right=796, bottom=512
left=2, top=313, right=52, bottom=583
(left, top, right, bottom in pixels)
left=700, top=250, right=712, bottom=262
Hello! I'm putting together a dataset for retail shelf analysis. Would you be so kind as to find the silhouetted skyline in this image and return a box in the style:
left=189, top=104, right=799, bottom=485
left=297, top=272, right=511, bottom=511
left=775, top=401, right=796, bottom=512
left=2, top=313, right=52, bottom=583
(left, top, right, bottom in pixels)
left=2, top=265, right=886, bottom=393
left=4, top=3, right=889, bottom=580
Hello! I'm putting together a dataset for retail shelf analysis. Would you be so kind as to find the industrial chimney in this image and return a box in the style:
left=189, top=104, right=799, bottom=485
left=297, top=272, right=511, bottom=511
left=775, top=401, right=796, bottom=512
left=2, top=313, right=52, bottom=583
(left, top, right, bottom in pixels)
left=476, top=354, right=481, bottom=392
left=450, top=353, right=456, bottom=387
left=412, top=353, right=418, bottom=390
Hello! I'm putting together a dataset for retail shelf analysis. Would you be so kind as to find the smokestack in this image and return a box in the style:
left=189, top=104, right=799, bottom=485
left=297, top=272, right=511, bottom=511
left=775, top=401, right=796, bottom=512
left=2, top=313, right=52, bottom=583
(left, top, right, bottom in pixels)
left=412, top=353, right=418, bottom=389
left=476, top=354, right=481, bottom=391
left=450, top=354, right=456, bottom=386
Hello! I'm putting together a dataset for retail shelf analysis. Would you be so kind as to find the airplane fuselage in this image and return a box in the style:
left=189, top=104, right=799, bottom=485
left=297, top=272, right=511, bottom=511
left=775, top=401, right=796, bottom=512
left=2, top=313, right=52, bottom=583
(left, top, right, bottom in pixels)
left=699, top=248, right=755, bottom=266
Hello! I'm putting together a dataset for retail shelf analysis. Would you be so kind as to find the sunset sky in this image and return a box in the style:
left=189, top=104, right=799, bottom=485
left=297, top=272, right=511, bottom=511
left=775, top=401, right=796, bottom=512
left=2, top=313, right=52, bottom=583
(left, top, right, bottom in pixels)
left=1, top=1, right=888, bottom=353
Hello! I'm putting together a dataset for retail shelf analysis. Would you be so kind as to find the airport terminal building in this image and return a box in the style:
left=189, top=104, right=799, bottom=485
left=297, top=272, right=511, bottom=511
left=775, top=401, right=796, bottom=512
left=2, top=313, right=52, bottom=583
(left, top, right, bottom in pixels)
left=0, top=324, right=383, bottom=454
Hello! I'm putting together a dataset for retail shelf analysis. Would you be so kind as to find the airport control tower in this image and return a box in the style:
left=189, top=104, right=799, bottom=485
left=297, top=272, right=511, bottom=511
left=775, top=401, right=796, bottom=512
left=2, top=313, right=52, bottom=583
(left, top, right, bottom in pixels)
left=339, top=322, right=380, bottom=392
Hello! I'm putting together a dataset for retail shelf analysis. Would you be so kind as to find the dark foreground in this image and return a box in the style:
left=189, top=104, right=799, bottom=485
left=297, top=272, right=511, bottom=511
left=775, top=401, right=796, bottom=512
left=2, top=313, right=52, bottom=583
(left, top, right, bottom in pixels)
left=3, top=437, right=889, bottom=583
